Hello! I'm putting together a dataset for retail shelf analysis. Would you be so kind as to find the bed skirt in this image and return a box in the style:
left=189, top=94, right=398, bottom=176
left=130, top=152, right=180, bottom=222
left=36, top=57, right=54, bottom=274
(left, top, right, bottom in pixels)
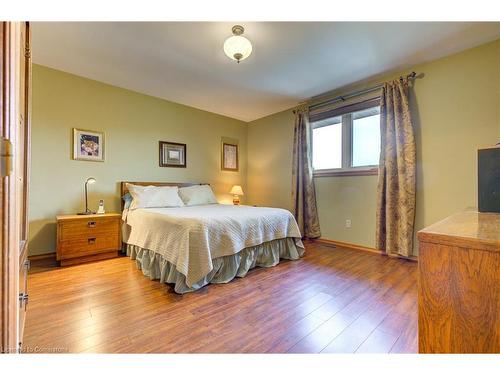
left=124, top=238, right=304, bottom=294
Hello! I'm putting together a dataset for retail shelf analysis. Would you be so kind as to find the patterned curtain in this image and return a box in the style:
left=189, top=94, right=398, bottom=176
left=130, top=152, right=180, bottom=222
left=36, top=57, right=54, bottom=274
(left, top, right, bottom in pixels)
left=375, top=78, right=416, bottom=257
left=291, top=106, right=321, bottom=239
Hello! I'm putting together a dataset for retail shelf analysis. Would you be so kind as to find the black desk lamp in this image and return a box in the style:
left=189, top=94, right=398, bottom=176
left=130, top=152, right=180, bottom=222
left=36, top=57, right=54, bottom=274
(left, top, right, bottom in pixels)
left=78, top=177, right=96, bottom=215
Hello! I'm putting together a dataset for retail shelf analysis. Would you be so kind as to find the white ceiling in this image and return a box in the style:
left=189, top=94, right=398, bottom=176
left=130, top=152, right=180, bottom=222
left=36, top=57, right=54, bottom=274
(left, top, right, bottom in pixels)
left=32, top=22, right=500, bottom=122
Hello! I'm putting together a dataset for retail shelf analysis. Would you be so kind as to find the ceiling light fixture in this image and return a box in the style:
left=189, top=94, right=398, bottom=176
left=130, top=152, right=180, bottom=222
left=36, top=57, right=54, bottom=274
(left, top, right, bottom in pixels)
left=223, top=25, right=252, bottom=63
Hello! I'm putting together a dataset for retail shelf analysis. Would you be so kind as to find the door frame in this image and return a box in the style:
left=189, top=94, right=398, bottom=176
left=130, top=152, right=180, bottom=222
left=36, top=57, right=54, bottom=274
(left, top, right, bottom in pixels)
left=1, top=21, right=23, bottom=354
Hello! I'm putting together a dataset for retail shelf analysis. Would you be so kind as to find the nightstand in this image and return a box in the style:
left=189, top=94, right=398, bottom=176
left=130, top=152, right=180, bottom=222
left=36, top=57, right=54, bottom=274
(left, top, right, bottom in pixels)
left=56, top=213, right=121, bottom=266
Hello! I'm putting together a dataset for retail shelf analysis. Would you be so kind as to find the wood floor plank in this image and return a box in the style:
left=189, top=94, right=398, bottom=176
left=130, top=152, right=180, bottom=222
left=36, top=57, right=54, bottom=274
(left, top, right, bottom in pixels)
left=287, top=311, right=357, bottom=353
left=265, top=314, right=327, bottom=353
left=356, top=329, right=399, bottom=353
left=22, top=242, right=418, bottom=353
left=390, top=317, right=418, bottom=353
left=320, top=300, right=393, bottom=353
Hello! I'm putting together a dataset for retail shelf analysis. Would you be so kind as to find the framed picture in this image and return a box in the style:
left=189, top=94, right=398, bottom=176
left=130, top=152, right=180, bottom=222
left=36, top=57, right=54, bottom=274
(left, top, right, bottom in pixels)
left=159, top=141, right=186, bottom=168
left=222, top=141, right=238, bottom=171
left=73, top=128, right=105, bottom=162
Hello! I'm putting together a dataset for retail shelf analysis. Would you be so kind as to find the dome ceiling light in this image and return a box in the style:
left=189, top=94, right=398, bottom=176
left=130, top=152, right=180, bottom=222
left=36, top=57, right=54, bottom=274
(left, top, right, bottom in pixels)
left=223, top=25, right=252, bottom=63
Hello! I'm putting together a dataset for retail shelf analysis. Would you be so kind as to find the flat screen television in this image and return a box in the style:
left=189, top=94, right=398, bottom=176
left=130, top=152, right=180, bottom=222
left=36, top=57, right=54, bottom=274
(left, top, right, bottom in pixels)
left=478, top=146, right=500, bottom=213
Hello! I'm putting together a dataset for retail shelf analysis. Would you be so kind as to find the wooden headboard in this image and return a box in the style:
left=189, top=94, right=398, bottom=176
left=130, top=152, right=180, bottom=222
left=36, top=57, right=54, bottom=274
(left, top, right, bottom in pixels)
left=120, top=181, right=208, bottom=211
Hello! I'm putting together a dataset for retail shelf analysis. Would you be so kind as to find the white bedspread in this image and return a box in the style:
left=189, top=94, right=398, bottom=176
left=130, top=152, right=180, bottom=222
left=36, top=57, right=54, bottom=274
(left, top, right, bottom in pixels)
left=125, top=204, right=303, bottom=286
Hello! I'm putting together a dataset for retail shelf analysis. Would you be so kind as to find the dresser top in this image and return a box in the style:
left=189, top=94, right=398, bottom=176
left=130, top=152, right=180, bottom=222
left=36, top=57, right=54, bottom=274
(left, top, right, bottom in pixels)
left=418, top=210, right=500, bottom=252
left=56, top=213, right=121, bottom=221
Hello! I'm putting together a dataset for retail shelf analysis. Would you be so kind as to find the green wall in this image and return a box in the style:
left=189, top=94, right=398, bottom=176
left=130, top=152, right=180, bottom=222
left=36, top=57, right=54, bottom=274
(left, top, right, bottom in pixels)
left=247, top=109, right=295, bottom=210
left=247, top=39, right=500, bottom=254
left=29, top=65, right=248, bottom=256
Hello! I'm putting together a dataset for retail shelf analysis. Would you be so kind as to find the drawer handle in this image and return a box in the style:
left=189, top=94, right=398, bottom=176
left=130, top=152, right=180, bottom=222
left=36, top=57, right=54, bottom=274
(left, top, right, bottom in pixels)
left=88, top=237, right=96, bottom=245
left=88, top=221, right=96, bottom=228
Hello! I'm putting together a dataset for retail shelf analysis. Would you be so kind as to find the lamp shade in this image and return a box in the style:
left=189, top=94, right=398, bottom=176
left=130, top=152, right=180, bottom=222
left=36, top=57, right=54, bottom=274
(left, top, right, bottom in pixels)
left=223, top=25, right=252, bottom=63
left=230, top=185, right=244, bottom=196
left=224, top=35, right=252, bottom=62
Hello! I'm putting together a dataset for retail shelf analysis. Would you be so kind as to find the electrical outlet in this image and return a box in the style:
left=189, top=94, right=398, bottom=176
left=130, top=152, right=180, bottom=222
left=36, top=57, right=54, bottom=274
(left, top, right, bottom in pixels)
left=345, top=219, right=352, bottom=228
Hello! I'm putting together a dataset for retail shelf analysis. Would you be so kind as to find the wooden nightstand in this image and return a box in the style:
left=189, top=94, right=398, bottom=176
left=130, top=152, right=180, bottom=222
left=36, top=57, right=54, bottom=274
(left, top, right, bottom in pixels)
left=56, top=213, right=121, bottom=266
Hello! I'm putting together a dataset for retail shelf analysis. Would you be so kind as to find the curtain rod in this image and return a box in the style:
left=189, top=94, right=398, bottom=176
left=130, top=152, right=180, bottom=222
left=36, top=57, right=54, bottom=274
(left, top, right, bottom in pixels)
left=305, top=71, right=419, bottom=112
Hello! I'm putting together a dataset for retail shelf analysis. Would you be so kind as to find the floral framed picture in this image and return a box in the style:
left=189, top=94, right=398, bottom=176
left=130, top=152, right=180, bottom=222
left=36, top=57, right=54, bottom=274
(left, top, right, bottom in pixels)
left=159, top=141, right=187, bottom=168
left=73, top=128, right=105, bottom=162
left=221, top=140, right=238, bottom=171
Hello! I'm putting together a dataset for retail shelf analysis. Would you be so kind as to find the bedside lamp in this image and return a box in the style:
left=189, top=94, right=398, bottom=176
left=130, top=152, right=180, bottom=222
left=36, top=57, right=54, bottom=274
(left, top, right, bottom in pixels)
left=78, top=177, right=96, bottom=215
left=230, top=185, right=244, bottom=205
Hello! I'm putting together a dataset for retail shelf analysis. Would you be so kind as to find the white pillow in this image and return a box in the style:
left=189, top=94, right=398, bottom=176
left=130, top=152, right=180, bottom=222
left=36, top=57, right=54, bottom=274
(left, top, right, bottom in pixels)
left=126, top=184, right=184, bottom=210
left=178, top=185, right=218, bottom=206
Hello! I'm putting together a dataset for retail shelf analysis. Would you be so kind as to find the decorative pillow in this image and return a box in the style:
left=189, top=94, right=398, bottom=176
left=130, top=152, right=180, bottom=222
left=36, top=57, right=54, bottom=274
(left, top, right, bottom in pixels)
left=178, top=185, right=218, bottom=206
left=122, top=193, right=133, bottom=210
left=126, top=184, right=184, bottom=210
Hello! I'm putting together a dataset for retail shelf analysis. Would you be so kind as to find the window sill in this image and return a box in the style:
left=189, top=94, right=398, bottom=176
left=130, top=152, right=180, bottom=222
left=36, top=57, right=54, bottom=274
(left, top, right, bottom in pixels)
left=313, top=167, right=378, bottom=177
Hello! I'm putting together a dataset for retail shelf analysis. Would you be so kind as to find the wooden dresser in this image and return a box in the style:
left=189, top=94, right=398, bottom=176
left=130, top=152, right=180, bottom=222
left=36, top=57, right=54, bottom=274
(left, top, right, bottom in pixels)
left=418, top=210, right=500, bottom=353
left=56, top=213, right=121, bottom=266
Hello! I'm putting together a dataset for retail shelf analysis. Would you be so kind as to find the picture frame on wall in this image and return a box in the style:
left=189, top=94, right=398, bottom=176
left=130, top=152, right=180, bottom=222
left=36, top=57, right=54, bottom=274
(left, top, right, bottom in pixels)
left=222, top=140, right=238, bottom=171
left=159, top=141, right=187, bottom=168
left=73, top=128, right=105, bottom=162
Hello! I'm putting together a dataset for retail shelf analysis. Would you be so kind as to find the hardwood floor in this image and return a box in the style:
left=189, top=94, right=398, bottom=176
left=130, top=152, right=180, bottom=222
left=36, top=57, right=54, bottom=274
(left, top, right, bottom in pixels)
left=22, top=242, right=418, bottom=353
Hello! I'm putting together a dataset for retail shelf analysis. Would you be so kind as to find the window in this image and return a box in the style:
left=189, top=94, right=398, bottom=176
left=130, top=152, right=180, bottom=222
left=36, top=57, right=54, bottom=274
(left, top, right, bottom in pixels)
left=312, top=116, right=342, bottom=170
left=312, top=105, right=380, bottom=176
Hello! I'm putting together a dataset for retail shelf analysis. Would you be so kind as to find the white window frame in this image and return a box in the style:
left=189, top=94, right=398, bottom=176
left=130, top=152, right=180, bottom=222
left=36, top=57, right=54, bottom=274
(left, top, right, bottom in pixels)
left=311, top=105, right=380, bottom=177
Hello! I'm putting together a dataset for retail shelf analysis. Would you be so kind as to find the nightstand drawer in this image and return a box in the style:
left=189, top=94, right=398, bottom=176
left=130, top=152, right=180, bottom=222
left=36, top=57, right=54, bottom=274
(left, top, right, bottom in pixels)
left=58, top=234, right=119, bottom=259
left=59, top=217, right=119, bottom=240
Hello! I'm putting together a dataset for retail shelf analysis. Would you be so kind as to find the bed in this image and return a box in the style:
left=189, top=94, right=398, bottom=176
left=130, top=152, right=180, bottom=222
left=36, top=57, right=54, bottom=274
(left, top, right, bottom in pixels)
left=120, top=181, right=304, bottom=293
